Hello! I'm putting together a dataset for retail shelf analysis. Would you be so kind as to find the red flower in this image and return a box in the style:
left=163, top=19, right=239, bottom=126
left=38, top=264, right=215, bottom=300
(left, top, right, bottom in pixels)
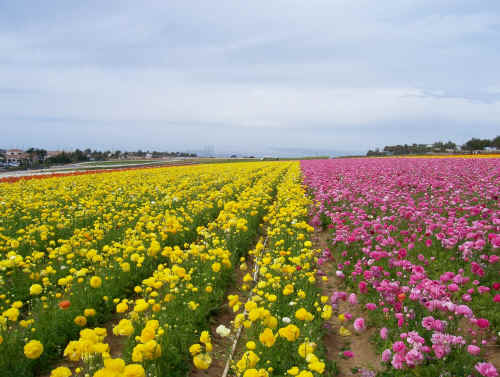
left=58, top=300, right=71, bottom=309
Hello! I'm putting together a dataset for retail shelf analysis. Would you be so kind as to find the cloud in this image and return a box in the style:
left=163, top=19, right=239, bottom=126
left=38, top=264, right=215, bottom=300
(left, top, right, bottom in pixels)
left=0, top=1, right=499, bottom=153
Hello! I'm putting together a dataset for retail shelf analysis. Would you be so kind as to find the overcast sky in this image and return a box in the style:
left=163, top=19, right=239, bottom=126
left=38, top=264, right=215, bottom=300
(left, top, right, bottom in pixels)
left=1, top=1, right=499, bottom=155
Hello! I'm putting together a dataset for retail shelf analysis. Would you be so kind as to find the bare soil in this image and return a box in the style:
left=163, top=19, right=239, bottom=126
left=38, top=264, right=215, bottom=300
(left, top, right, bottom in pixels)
left=313, top=230, right=383, bottom=376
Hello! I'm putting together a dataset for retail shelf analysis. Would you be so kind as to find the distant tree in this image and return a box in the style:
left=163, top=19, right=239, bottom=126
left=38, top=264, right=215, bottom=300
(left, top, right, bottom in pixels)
left=463, top=138, right=491, bottom=151
left=491, top=135, right=500, bottom=149
left=444, top=141, right=457, bottom=150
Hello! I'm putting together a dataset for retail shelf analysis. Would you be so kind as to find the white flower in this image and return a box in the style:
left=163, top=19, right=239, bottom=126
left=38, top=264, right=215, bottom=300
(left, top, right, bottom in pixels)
left=289, top=301, right=297, bottom=306
left=216, top=324, right=231, bottom=337
left=282, top=317, right=291, bottom=323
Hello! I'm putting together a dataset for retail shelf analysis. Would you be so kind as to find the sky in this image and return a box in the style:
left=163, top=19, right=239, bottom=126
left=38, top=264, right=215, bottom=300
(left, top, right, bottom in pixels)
left=1, top=1, right=499, bottom=156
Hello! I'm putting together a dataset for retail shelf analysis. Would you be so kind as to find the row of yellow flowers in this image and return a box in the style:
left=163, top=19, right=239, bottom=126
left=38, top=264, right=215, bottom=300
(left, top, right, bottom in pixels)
left=48, top=162, right=290, bottom=377
left=0, top=162, right=277, bottom=377
left=220, top=163, right=332, bottom=377
left=0, top=164, right=248, bottom=305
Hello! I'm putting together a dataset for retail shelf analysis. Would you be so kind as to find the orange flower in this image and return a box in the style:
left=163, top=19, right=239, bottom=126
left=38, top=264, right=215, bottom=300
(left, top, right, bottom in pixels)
left=58, top=300, right=71, bottom=309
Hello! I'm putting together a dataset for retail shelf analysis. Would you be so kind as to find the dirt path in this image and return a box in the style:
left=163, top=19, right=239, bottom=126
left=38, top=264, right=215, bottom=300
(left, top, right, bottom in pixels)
left=313, top=230, right=383, bottom=376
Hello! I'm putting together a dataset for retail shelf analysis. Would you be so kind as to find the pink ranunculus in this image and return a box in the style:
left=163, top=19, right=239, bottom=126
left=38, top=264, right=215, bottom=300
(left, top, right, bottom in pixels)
left=405, top=348, right=424, bottom=367
left=359, top=281, right=368, bottom=294
left=353, top=317, right=366, bottom=332
left=475, top=362, right=499, bottom=377
left=343, top=350, right=354, bottom=358
left=392, top=341, right=406, bottom=353
left=477, top=318, right=490, bottom=329
left=467, top=344, right=481, bottom=355
left=380, top=327, right=388, bottom=340
left=494, top=294, right=500, bottom=303
left=421, top=316, right=435, bottom=330
left=365, top=302, right=377, bottom=310
left=391, top=352, right=405, bottom=369
left=348, top=293, right=358, bottom=305
left=381, top=349, right=392, bottom=362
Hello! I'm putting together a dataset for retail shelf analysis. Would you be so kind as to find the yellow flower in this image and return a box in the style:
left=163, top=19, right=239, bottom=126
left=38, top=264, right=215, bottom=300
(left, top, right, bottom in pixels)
left=50, top=366, right=72, bottom=377
left=211, top=262, right=221, bottom=272
left=3, top=307, right=20, bottom=321
left=24, top=340, right=44, bottom=359
left=283, top=284, right=294, bottom=295
left=246, top=341, right=256, bottom=350
left=103, top=357, right=126, bottom=373
left=287, top=366, right=299, bottom=375
left=64, top=340, right=82, bottom=361
left=321, top=305, right=332, bottom=320
left=338, top=313, right=346, bottom=322
left=90, top=276, right=102, bottom=288
left=339, top=326, right=352, bottom=337
left=278, top=324, right=300, bottom=342
left=236, top=351, right=260, bottom=372
left=116, top=302, right=129, bottom=313
left=242, top=369, right=269, bottom=377
left=189, top=343, right=202, bottom=355
left=193, top=353, right=212, bottom=370
left=123, top=364, right=146, bottom=377
left=298, top=342, right=316, bottom=358
left=74, top=315, right=87, bottom=327
left=113, top=319, right=134, bottom=336
left=30, top=284, right=43, bottom=295
left=297, top=371, right=313, bottom=377
left=200, top=330, right=211, bottom=344
left=295, top=308, right=314, bottom=321
left=259, top=328, right=276, bottom=347
left=84, top=308, right=96, bottom=317
left=134, top=299, right=149, bottom=312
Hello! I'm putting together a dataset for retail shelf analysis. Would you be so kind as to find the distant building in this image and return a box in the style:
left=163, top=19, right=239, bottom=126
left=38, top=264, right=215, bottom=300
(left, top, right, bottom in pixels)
left=47, top=150, right=62, bottom=158
left=5, top=149, right=29, bottom=165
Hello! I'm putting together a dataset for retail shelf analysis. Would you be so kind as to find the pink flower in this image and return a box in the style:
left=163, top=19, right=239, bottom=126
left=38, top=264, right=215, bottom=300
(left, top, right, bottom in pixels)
left=342, top=350, right=354, bottom=358
left=359, top=281, right=368, bottom=294
left=494, top=294, right=500, bottom=303
left=348, top=293, right=358, bottom=305
left=405, top=349, right=424, bottom=367
left=365, top=303, right=377, bottom=310
left=432, top=344, right=447, bottom=359
left=392, top=341, right=406, bottom=353
left=353, top=317, right=366, bottom=332
left=467, top=344, right=481, bottom=355
left=391, top=353, right=405, bottom=369
left=380, top=327, right=388, bottom=340
left=381, top=349, right=392, bottom=362
left=422, top=316, right=435, bottom=330
left=477, top=318, right=490, bottom=329
left=475, top=362, right=499, bottom=377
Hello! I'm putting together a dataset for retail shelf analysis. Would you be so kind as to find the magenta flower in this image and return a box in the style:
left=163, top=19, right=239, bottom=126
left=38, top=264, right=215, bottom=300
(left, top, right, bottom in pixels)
left=475, top=362, right=499, bottom=377
left=467, top=344, right=481, bottom=355
left=380, top=327, right=388, bottom=340
left=353, top=317, right=366, bottom=332
left=381, top=349, right=392, bottom=362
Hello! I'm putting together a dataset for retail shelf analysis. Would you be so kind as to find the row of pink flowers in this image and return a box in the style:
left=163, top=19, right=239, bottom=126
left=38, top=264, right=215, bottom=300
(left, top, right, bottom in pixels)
left=302, top=158, right=499, bottom=376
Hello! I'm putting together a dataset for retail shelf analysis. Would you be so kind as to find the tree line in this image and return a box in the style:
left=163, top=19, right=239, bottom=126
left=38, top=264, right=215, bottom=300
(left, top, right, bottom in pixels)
left=367, top=136, right=500, bottom=156
left=0, top=148, right=197, bottom=169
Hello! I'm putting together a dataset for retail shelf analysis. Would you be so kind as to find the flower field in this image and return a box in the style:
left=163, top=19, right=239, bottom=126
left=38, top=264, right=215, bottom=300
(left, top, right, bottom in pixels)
left=302, top=158, right=499, bottom=377
left=0, top=158, right=498, bottom=377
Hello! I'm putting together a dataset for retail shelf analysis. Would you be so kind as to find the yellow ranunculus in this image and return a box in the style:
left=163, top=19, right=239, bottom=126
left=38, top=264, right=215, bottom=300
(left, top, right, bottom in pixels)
left=258, top=328, right=276, bottom=347
left=193, top=353, right=212, bottom=370
left=29, top=284, right=43, bottom=295
left=90, top=276, right=102, bottom=288
left=278, top=324, right=300, bottom=341
left=24, top=340, right=44, bottom=359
